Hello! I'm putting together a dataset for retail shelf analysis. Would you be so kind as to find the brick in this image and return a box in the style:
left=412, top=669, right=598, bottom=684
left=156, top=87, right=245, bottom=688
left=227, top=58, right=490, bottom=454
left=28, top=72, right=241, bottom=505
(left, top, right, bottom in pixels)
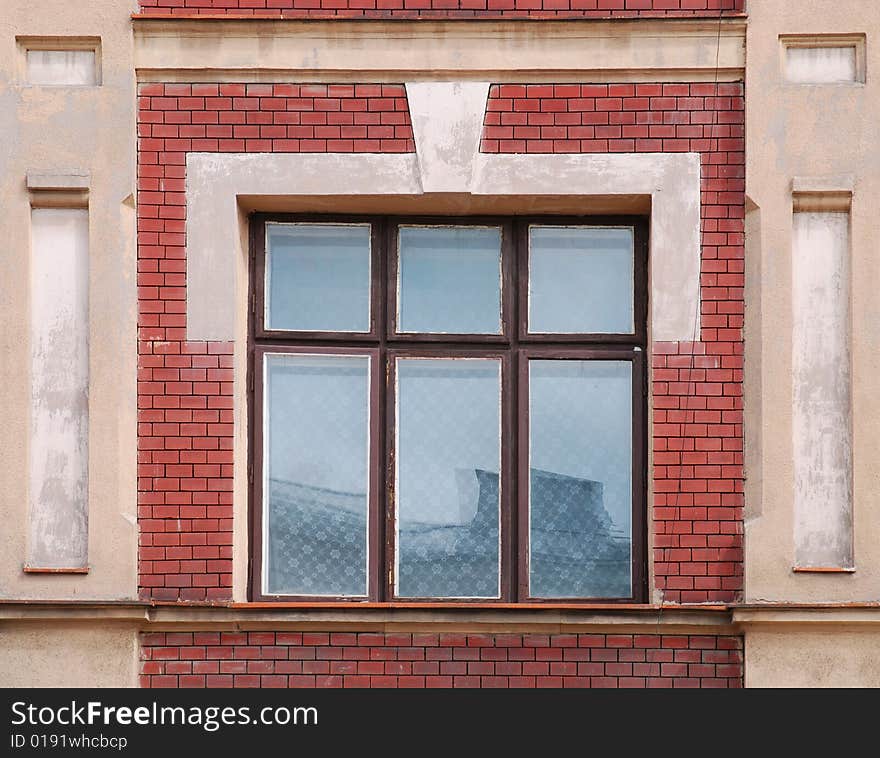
left=141, top=633, right=742, bottom=689
left=142, top=0, right=743, bottom=17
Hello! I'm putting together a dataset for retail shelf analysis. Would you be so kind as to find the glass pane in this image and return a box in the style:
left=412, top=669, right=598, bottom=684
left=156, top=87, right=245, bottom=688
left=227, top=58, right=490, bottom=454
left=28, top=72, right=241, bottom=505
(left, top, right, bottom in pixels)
left=398, top=226, right=502, bottom=334
left=396, top=358, right=501, bottom=598
left=264, top=353, right=369, bottom=596
left=266, top=223, right=371, bottom=332
left=529, top=360, right=633, bottom=598
left=529, top=226, right=634, bottom=334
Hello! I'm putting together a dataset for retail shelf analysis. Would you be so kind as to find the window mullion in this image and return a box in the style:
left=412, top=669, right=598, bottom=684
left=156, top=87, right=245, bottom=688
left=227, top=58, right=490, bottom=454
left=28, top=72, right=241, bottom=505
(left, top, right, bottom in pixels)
left=377, top=218, right=390, bottom=602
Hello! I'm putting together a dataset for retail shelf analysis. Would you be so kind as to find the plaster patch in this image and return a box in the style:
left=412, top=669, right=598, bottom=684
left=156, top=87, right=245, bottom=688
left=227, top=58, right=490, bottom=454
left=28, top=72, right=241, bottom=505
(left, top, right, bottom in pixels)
left=792, top=211, right=853, bottom=569
left=406, top=82, right=490, bottom=193
left=28, top=208, right=89, bottom=570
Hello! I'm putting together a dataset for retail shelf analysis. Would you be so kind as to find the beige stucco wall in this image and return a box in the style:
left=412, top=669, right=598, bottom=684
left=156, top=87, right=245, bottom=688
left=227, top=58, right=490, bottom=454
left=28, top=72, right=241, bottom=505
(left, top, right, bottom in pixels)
left=745, top=628, right=880, bottom=687
left=0, top=0, right=138, bottom=599
left=0, top=623, right=139, bottom=687
left=744, top=0, right=880, bottom=602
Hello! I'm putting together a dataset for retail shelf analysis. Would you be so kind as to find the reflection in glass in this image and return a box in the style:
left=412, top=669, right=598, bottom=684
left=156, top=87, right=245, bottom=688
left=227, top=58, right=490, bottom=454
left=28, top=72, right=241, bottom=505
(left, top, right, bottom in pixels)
left=266, top=223, right=371, bottom=332
left=398, top=226, right=502, bottom=334
left=396, top=358, right=501, bottom=597
left=529, top=226, right=634, bottom=334
left=264, top=354, right=369, bottom=596
left=529, top=360, right=632, bottom=598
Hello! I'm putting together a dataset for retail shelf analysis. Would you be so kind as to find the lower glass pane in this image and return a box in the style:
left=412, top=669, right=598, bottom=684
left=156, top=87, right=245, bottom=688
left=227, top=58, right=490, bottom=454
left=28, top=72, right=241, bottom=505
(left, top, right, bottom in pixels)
left=264, top=353, right=369, bottom=596
left=528, top=360, right=633, bottom=598
left=396, top=358, right=501, bottom=598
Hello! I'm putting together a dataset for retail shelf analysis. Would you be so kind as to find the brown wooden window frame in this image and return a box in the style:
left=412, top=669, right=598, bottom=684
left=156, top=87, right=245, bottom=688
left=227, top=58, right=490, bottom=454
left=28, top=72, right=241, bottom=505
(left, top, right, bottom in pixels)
left=249, top=213, right=648, bottom=604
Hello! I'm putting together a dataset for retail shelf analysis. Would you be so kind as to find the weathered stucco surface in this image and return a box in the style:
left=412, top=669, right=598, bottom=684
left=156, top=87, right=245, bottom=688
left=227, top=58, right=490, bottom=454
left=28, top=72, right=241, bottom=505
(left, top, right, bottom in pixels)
left=133, top=18, right=746, bottom=84
left=28, top=208, right=90, bottom=569
left=745, top=629, right=880, bottom=688
left=0, top=623, right=139, bottom=687
left=0, top=0, right=138, bottom=598
left=791, top=211, right=853, bottom=569
left=745, top=0, right=880, bottom=602
left=739, top=0, right=880, bottom=688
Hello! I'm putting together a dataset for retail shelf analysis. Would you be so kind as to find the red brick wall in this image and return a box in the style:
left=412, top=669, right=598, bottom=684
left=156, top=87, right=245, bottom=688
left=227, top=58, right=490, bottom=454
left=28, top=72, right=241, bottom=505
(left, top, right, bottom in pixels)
left=137, top=80, right=743, bottom=604
left=141, top=632, right=744, bottom=688
left=481, top=82, right=745, bottom=604
left=137, top=84, right=414, bottom=601
left=137, top=1, right=743, bottom=18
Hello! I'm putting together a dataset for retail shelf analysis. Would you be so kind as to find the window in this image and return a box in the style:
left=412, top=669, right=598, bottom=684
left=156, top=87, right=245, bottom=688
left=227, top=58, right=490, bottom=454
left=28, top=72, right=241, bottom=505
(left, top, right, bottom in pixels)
left=250, top=215, right=647, bottom=603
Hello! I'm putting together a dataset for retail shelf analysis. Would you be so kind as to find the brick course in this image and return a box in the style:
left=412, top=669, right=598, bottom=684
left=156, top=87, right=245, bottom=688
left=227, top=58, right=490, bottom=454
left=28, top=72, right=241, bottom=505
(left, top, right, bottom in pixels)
left=137, top=1, right=744, bottom=19
left=141, top=632, right=744, bottom=688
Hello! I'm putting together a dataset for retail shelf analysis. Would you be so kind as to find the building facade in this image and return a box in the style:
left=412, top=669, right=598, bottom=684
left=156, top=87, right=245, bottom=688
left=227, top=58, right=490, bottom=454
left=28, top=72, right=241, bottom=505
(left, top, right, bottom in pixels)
left=0, top=0, right=876, bottom=688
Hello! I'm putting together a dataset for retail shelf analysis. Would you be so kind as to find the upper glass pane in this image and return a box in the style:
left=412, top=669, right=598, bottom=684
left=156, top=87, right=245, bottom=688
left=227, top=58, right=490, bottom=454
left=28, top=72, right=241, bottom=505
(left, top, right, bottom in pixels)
left=395, top=358, right=501, bottom=598
left=398, top=226, right=502, bottom=334
left=528, top=359, right=633, bottom=599
left=265, top=223, right=371, bottom=332
left=264, top=353, right=370, bottom=596
left=528, top=226, right=634, bottom=334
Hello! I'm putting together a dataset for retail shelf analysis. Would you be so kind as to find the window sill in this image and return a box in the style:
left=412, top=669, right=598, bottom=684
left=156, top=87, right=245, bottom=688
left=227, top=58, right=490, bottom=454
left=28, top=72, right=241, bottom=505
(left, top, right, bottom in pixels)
left=23, top=565, right=90, bottom=575
left=792, top=566, right=856, bottom=574
left=232, top=601, right=728, bottom=611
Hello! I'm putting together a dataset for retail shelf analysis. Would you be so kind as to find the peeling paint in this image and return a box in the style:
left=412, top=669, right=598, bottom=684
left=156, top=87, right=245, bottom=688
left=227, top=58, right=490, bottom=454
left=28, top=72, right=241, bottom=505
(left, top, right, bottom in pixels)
left=406, top=81, right=489, bottom=193
left=28, top=208, right=89, bottom=569
left=792, top=211, right=853, bottom=569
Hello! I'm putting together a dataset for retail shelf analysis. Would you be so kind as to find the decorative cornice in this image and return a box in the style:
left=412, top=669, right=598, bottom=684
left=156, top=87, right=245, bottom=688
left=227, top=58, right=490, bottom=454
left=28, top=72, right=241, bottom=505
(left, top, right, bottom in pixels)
left=133, top=17, right=746, bottom=84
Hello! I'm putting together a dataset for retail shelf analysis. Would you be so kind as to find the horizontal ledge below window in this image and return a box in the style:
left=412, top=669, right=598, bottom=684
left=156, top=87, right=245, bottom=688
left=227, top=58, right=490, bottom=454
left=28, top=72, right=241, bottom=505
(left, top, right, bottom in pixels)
left=131, top=13, right=747, bottom=22
left=231, top=601, right=727, bottom=612
left=22, top=566, right=90, bottom=575
left=792, top=566, right=856, bottom=574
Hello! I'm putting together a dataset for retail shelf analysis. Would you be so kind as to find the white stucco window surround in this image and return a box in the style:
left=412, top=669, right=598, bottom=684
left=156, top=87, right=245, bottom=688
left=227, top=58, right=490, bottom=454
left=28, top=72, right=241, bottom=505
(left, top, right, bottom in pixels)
left=185, top=82, right=702, bottom=345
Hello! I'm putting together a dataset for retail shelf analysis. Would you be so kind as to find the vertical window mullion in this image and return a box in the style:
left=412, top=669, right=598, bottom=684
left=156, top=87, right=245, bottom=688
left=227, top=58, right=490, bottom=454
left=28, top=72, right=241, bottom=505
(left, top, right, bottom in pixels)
left=376, top=219, right=389, bottom=602
left=504, top=219, right=521, bottom=603
left=516, top=351, right=530, bottom=601
left=631, top=348, right=648, bottom=603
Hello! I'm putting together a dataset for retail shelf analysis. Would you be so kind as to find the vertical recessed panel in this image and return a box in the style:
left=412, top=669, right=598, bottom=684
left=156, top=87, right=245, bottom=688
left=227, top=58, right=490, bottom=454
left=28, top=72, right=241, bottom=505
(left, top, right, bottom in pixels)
left=793, top=212, right=853, bottom=568
left=395, top=358, right=501, bottom=598
left=264, top=353, right=370, bottom=596
left=29, top=208, right=89, bottom=569
left=26, top=50, right=97, bottom=86
left=528, top=360, right=632, bottom=598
